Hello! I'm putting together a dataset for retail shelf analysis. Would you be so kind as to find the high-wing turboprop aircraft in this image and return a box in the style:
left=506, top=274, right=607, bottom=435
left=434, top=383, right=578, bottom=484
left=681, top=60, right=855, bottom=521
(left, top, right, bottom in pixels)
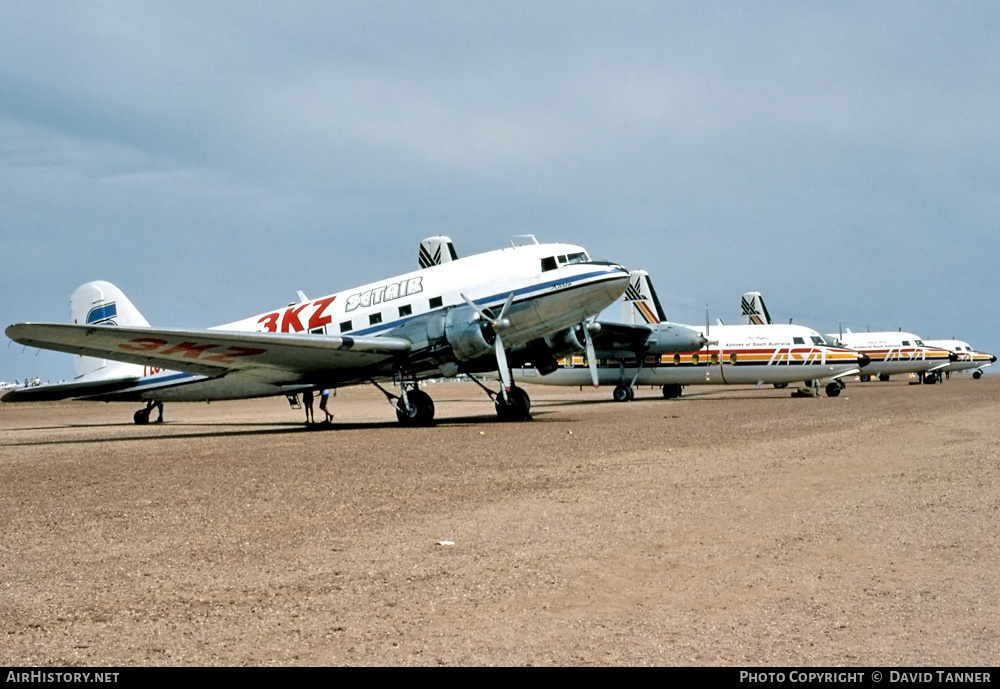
left=737, top=291, right=958, bottom=384
left=4, top=239, right=629, bottom=424
left=516, top=271, right=868, bottom=399
left=922, top=339, right=995, bottom=380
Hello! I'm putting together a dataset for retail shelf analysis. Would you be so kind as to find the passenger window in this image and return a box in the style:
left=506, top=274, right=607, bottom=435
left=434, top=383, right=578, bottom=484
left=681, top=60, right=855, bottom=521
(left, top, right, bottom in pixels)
left=902, top=341, right=911, bottom=346
left=398, top=304, right=412, bottom=317
left=339, top=320, right=353, bottom=333
left=429, top=296, right=443, bottom=309
left=369, top=313, right=382, bottom=325
left=793, top=337, right=805, bottom=345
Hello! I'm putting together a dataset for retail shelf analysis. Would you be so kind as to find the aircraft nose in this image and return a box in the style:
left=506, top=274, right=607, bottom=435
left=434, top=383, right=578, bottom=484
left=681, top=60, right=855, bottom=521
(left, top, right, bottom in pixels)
left=857, top=353, right=872, bottom=368
left=991, top=355, right=998, bottom=364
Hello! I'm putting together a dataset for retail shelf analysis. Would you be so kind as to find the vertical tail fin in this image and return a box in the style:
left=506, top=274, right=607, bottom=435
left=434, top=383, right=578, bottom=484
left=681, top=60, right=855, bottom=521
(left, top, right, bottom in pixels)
left=620, top=270, right=668, bottom=325
left=418, top=236, right=459, bottom=268
left=69, top=281, right=149, bottom=382
left=740, top=291, right=772, bottom=325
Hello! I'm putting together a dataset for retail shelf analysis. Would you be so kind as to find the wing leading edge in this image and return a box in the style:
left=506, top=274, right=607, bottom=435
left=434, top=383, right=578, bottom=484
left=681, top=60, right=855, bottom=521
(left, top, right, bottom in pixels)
left=5, top=323, right=412, bottom=387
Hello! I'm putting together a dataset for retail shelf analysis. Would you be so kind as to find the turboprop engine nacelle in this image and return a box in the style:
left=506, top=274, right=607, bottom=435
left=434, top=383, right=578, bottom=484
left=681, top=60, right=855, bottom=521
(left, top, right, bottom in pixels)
left=645, top=323, right=709, bottom=355
left=444, top=305, right=497, bottom=362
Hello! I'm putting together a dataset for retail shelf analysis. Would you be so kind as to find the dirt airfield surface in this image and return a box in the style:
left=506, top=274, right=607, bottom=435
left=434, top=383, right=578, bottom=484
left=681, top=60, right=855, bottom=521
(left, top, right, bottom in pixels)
left=2, top=376, right=998, bottom=667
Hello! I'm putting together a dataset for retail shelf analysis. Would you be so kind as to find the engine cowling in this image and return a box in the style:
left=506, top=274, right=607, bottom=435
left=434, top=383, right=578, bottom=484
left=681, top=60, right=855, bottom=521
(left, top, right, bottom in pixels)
left=444, top=306, right=496, bottom=361
left=543, top=325, right=587, bottom=359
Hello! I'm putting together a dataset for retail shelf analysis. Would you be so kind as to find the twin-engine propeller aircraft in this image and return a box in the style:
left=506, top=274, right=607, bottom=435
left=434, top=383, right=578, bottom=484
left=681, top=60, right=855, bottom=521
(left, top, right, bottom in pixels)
left=516, top=271, right=868, bottom=399
left=738, top=291, right=958, bottom=384
left=417, top=240, right=708, bottom=386
left=920, top=339, right=994, bottom=380
left=4, top=238, right=630, bottom=425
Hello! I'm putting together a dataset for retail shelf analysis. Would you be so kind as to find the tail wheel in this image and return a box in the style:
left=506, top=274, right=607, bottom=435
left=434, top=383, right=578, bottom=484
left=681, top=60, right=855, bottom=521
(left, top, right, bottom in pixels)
left=495, top=386, right=531, bottom=421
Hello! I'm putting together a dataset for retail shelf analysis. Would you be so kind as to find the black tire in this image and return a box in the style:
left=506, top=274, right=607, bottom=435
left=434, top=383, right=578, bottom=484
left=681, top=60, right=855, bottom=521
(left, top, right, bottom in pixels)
left=773, top=382, right=788, bottom=389
left=496, top=386, right=531, bottom=421
left=396, top=389, right=435, bottom=425
left=612, top=385, right=631, bottom=402
left=133, top=409, right=150, bottom=425
left=661, top=384, right=682, bottom=399
left=878, top=374, right=891, bottom=382
left=973, top=370, right=983, bottom=380
left=825, top=382, right=842, bottom=397
left=860, top=374, right=871, bottom=382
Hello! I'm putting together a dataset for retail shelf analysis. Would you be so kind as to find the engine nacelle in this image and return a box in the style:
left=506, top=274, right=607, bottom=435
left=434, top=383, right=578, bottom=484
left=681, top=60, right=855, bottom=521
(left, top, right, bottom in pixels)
left=444, top=306, right=496, bottom=361
left=543, top=325, right=587, bottom=358
left=645, top=323, right=708, bottom=354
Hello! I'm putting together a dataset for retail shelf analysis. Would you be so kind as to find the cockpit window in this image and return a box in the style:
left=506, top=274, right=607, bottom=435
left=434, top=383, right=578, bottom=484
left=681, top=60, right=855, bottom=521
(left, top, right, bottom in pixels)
left=793, top=337, right=805, bottom=345
left=541, top=256, right=557, bottom=272
left=914, top=340, right=924, bottom=346
left=902, top=340, right=911, bottom=346
left=811, top=335, right=827, bottom=345
left=563, top=252, right=589, bottom=264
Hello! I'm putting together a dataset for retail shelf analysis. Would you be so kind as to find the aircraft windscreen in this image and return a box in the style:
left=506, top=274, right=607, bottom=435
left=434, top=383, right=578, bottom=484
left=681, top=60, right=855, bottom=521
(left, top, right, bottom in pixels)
left=811, top=335, right=829, bottom=345
left=560, top=252, right=590, bottom=265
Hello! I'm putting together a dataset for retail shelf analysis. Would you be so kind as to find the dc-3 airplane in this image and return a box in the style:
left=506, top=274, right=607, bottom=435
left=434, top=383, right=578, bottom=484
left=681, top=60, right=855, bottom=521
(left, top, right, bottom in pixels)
left=515, top=271, right=869, bottom=399
left=738, top=291, right=958, bottom=384
left=3, top=237, right=630, bottom=425
left=923, top=339, right=995, bottom=380
left=417, top=238, right=709, bottom=388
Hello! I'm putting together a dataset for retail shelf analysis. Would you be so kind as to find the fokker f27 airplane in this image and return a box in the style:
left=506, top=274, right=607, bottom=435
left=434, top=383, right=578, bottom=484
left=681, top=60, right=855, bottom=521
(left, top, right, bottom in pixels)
left=4, top=238, right=629, bottom=424
left=737, top=291, right=957, bottom=384
left=516, top=271, right=868, bottom=399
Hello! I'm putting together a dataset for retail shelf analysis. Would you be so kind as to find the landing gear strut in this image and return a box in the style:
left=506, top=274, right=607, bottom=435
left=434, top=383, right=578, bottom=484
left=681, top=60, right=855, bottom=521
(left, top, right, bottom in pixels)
left=372, top=374, right=436, bottom=426
left=133, top=400, right=164, bottom=425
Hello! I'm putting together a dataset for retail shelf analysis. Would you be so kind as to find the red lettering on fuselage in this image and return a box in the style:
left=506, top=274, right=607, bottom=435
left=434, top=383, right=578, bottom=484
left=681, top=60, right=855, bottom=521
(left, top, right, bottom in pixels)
left=281, top=304, right=308, bottom=332
left=258, top=312, right=280, bottom=332
left=307, top=296, right=336, bottom=331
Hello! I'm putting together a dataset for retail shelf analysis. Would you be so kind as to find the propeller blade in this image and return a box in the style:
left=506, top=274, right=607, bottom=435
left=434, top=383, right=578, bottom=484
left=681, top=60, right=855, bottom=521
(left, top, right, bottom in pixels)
left=495, top=334, right=511, bottom=395
left=583, top=325, right=599, bottom=387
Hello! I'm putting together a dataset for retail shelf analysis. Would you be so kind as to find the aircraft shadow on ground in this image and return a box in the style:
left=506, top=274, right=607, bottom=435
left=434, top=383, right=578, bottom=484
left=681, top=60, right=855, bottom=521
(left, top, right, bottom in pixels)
left=1, top=411, right=563, bottom=447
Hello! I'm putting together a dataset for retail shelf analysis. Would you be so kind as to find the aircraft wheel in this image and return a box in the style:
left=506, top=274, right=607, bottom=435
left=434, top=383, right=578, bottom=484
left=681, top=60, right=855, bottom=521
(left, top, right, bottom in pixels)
left=825, top=382, right=842, bottom=397
left=133, top=408, right=150, bottom=425
left=628, top=386, right=636, bottom=401
left=396, top=389, right=435, bottom=425
left=496, top=386, right=531, bottom=421
left=878, top=374, right=890, bottom=382
left=662, top=384, right=682, bottom=399
left=973, top=371, right=983, bottom=380
left=773, top=382, right=788, bottom=389
left=923, top=372, right=940, bottom=384
left=860, top=374, right=871, bottom=382
left=612, top=385, right=631, bottom=402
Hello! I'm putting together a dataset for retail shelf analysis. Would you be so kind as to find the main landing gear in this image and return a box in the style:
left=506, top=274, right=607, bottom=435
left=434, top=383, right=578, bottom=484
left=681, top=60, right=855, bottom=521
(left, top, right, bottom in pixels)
left=133, top=400, right=164, bottom=425
left=372, top=374, right=532, bottom=426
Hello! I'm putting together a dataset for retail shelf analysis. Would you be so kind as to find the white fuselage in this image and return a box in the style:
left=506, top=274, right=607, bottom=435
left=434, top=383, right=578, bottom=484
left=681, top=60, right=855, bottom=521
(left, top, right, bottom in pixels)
left=830, top=331, right=953, bottom=377
left=519, top=323, right=864, bottom=388
left=131, top=243, right=630, bottom=401
left=924, top=339, right=995, bottom=374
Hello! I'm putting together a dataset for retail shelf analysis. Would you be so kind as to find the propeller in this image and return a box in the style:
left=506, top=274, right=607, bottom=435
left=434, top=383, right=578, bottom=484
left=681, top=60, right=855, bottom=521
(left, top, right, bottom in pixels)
left=461, top=292, right=515, bottom=396
left=583, top=319, right=600, bottom=387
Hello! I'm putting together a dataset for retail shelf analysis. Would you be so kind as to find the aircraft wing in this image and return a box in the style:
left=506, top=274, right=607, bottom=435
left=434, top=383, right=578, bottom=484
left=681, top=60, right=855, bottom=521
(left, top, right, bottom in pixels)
left=5, top=323, right=413, bottom=384
left=1, top=376, right=142, bottom=402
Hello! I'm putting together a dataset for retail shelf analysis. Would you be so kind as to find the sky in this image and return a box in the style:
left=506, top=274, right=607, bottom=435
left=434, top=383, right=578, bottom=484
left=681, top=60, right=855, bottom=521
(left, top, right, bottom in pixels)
left=2, top=1, right=998, bottom=383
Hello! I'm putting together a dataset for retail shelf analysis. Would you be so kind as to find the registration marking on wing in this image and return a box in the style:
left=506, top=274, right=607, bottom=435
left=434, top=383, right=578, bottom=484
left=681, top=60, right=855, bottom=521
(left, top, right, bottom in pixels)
left=118, top=338, right=267, bottom=363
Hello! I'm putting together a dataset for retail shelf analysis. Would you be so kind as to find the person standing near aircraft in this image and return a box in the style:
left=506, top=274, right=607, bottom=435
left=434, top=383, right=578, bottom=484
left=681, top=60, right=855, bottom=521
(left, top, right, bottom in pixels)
left=319, top=389, right=333, bottom=422
left=303, top=389, right=314, bottom=424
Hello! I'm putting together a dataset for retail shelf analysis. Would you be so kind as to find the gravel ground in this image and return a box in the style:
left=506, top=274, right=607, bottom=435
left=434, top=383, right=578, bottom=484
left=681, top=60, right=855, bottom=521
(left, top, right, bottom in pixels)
left=2, top=376, right=998, bottom=666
